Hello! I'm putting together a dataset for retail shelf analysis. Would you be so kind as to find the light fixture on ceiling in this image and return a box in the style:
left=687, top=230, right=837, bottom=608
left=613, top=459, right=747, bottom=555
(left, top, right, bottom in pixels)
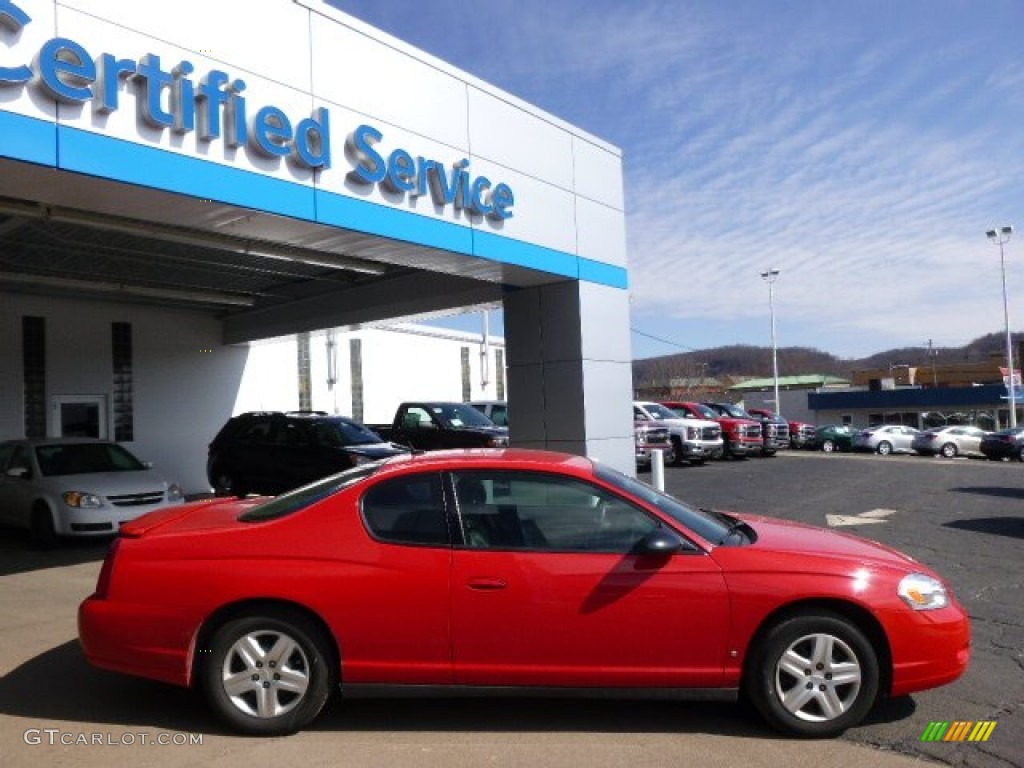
left=0, top=270, right=256, bottom=307
left=0, top=198, right=387, bottom=275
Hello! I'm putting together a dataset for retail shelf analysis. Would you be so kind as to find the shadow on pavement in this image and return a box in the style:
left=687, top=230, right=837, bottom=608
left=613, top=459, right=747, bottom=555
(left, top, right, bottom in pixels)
left=948, top=485, right=1024, bottom=500
left=944, top=516, right=1024, bottom=540
left=0, top=640, right=918, bottom=741
left=0, top=528, right=110, bottom=577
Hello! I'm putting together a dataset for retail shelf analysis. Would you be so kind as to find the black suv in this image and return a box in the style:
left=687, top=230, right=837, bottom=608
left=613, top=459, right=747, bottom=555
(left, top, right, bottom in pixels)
left=207, top=411, right=408, bottom=496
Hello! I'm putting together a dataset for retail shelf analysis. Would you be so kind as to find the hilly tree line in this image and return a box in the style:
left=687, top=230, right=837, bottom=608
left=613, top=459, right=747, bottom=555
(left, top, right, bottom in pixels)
left=632, top=332, right=1016, bottom=386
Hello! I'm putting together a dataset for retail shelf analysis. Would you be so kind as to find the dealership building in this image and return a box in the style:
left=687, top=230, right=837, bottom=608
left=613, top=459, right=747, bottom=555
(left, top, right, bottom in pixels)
left=0, top=0, right=633, bottom=491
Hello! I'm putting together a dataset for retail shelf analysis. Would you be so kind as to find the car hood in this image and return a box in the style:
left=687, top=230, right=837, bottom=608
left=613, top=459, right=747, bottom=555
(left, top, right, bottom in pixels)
left=36, top=469, right=169, bottom=494
left=344, top=442, right=409, bottom=458
left=451, top=425, right=508, bottom=437
left=729, top=512, right=919, bottom=570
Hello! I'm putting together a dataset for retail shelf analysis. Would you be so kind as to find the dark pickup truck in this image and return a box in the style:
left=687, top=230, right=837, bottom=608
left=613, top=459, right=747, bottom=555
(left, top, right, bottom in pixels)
left=370, top=402, right=510, bottom=451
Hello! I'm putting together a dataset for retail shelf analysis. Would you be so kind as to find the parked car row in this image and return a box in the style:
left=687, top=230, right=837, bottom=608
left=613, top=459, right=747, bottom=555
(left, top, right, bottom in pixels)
left=806, top=423, right=1015, bottom=460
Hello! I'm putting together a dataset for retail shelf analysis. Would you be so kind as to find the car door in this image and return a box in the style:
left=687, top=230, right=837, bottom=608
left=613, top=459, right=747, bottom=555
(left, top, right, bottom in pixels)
left=449, top=470, right=730, bottom=688
left=331, top=471, right=454, bottom=685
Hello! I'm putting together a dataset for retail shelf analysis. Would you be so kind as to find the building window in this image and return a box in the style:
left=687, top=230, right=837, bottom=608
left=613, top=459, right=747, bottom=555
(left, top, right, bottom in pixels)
left=22, top=316, right=45, bottom=438
left=349, top=338, right=363, bottom=422
left=495, top=349, right=505, bottom=400
left=112, top=322, right=133, bottom=442
left=297, top=332, right=311, bottom=412
left=461, top=346, right=471, bottom=402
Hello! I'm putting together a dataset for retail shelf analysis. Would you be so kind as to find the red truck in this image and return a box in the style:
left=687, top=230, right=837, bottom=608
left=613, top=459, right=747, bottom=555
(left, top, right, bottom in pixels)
left=661, top=401, right=762, bottom=458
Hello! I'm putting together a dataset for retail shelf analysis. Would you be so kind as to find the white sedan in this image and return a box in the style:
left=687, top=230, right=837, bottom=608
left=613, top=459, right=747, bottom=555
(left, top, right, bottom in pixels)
left=852, top=424, right=920, bottom=455
left=0, top=438, right=183, bottom=546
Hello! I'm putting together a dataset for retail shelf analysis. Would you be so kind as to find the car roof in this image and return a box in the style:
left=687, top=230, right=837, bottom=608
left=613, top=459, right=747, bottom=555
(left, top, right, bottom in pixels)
left=371, top=448, right=595, bottom=479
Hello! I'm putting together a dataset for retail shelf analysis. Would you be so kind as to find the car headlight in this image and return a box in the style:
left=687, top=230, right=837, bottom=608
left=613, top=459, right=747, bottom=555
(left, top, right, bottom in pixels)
left=63, top=491, right=103, bottom=509
left=898, top=573, right=949, bottom=610
left=166, top=483, right=183, bottom=502
left=487, top=436, right=509, bottom=447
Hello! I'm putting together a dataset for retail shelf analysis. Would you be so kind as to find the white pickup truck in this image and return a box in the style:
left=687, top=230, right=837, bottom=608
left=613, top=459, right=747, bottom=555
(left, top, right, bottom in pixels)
left=633, top=401, right=724, bottom=465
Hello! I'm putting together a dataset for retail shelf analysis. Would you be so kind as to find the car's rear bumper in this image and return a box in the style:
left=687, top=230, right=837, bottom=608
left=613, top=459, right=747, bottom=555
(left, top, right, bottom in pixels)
left=78, top=596, right=194, bottom=687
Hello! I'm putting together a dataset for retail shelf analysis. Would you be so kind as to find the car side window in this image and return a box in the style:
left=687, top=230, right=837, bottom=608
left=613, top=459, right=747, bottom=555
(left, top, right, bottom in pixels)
left=489, top=405, right=508, bottom=427
left=236, top=419, right=274, bottom=444
left=9, top=446, right=31, bottom=474
left=0, top=445, right=15, bottom=472
left=452, top=470, right=659, bottom=554
left=361, top=473, right=449, bottom=547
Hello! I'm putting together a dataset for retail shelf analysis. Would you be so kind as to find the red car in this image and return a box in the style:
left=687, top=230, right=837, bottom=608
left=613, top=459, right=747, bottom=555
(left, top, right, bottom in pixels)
left=79, top=449, right=969, bottom=738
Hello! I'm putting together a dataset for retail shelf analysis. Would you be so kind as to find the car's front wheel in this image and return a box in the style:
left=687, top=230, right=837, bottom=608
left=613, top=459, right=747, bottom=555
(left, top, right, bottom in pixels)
left=213, top=471, right=247, bottom=498
left=821, top=440, right=835, bottom=453
left=30, top=503, right=57, bottom=549
left=745, top=613, right=879, bottom=738
left=202, top=612, right=334, bottom=736
left=1018, top=446, right=1024, bottom=463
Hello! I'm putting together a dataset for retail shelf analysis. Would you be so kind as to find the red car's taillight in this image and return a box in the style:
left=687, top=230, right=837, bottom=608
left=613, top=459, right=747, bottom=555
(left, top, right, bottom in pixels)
left=94, top=538, right=122, bottom=599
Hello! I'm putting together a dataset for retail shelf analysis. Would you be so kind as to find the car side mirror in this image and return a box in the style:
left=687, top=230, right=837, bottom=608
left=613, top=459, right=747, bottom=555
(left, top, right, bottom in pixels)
left=635, top=528, right=685, bottom=556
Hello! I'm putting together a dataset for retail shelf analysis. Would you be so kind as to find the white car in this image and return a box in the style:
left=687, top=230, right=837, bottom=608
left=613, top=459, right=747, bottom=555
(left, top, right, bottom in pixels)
left=852, top=425, right=920, bottom=455
left=633, top=402, right=723, bottom=465
left=911, top=426, right=989, bottom=458
left=0, top=438, right=183, bottom=546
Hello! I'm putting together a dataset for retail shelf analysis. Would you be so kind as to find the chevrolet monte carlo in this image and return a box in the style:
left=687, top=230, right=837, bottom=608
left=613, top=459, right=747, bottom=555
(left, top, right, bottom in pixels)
left=79, top=449, right=969, bottom=737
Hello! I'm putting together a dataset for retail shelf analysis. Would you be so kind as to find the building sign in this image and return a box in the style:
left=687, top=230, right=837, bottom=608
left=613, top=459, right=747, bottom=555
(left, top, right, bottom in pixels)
left=0, top=0, right=514, bottom=219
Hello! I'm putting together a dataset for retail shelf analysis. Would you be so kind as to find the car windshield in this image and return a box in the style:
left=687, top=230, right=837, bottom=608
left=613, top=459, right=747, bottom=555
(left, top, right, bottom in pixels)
left=431, top=403, right=497, bottom=429
left=314, top=419, right=384, bottom=447
left=593, top=463, right=732, bottom=544
left=641, top=403, right=677, bottom=420
left=35, top=443, right=146, bottom=476
left=673, top=403, right=717, bottom=419
left=710, top=403, right=751, bottom=419
left=240, top=463, right=381, bottom=522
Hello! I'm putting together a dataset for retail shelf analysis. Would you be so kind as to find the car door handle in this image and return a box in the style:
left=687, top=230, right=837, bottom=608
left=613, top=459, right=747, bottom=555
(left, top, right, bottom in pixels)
left=466, top=578, right=508, bottom=591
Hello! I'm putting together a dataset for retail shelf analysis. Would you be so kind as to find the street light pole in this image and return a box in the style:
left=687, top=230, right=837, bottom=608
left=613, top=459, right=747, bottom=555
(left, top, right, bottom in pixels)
left=988, top=226, right=1016, bottom=428
left=761, top=268, right=781, bottom=417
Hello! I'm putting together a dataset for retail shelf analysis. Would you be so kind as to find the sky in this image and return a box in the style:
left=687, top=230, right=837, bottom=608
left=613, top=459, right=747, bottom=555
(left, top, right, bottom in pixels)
left=326, top=0, right=1024, bottom=361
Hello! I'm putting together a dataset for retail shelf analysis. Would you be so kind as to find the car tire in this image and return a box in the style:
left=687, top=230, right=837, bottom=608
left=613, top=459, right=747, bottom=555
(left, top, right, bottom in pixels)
left=213, top=471, right=247, bottom=498
left=745, top=612, right=879, bottom=738
left=202, top=612, right=334, bottom=736
left=821, top=440, right=835, bottom=453
left=30, top=503, right=58, bottom=549
left=1018, top=446, right=1024, bottom=463
left=940, top=443, right=957, bottom=458
left=670, top=436, right=686, bottom=466
left=876, top=441, right=893, bottom=456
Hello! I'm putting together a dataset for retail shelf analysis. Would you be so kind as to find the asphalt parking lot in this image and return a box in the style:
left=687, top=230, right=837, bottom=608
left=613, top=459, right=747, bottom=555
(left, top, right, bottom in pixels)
left=660, top=450, right=1023, bottom=768
left=0, top=450, right=1019, bottom=768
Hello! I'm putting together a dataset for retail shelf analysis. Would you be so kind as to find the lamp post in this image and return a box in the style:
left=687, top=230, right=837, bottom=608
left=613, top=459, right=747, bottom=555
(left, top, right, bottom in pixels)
left=760, top=268, right=781, bottom=417
left=987, top=226, right=1016, bottom=428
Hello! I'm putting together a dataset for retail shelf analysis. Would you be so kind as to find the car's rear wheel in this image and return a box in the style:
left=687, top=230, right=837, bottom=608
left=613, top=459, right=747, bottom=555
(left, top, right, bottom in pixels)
left=876, top=441, right=893, bottom=456
left=940, top=442, right=958, bottom=458
left=821, top=440, right=835, bottom=453
left=202, top=612, right=334, bottom=736
left=745, top=613, right=879, bottom=738
left=30, top=503, right=57, bottom=549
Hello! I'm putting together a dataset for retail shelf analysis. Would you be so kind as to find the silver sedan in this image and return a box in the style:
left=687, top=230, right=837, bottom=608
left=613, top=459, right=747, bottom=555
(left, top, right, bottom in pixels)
left=852, top=425, right=920, bottom=455
left=0, top=438, right=183, bottom=546
left=911, top=426, right=989, bottom=458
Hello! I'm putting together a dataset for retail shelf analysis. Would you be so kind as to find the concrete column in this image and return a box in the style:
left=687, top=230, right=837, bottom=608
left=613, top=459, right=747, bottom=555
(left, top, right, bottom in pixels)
left=504, top=280, right=634, bottom=475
